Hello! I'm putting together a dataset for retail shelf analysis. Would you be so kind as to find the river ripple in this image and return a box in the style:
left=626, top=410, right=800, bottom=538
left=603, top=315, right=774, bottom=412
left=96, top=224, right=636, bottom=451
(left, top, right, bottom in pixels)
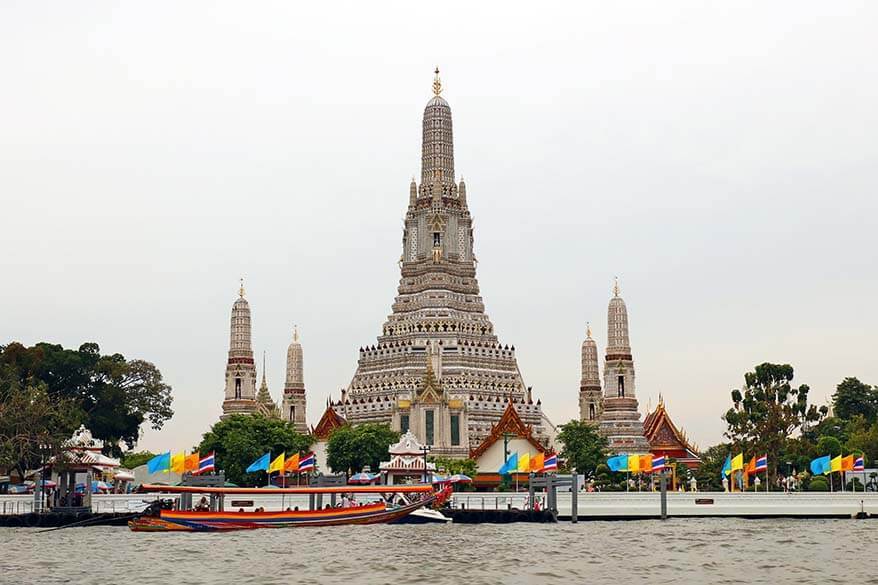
left=1, top=519, right=875, bottom=584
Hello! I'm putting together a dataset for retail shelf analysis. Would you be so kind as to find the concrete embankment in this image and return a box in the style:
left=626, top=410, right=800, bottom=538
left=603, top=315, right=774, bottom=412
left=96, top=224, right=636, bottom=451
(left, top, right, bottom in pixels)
left=451, top=492, right=878, bottom=519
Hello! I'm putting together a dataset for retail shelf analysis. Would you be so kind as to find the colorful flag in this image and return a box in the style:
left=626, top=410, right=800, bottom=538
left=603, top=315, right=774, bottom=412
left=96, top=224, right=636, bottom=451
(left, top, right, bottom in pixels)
left=170, top=452, right=186, bottom=474
left=607, top=455, right=628, bottom=472
left=628, top=454, right=641, bottom=473
left=184, top=452, right=200, bottom=472
left=651, top=456, right=666, bottom=472
left=745, top=456, right=756, bottom=475
left=754, top=455, right=767, bottom=473
left=853, top=456, right=865, bottom=472
left=268, top=453, right=285, bottom=474
left=830, top=455, right=842, bottom=473
left=298, top=452, right=316, bottom=472
left=731, top=453, right=744, bottom=471
left=640, top=454, right=653, bottom=472
left=284, top=453, right=300, bottom=472
left=840, top=455, right=854, bottom=472
left=721, top=454, right=731, bottom=477
left=147, top=452, right=171, bottom=474
left=246, top=452, right=271, bottom=473
left=501, top=453, right=518, bottom=475
left=517, top=453, right=531, bottom=473
left=810, top=455, right=830, bottom=475
left=530, top=453, right=544, bottom=472
left=542, top=454, right=558, bottom=471
left=195, top=452, right=215, bottom=475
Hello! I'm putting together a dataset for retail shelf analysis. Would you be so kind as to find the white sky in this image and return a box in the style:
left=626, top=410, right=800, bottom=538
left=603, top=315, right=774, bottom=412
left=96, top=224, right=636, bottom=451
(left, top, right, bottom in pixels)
left=2, top=1, right=876, bottom=454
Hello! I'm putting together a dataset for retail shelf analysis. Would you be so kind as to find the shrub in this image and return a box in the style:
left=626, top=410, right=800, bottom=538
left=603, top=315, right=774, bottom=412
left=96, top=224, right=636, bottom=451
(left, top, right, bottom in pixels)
left=808, top=476, right=829, bottom=491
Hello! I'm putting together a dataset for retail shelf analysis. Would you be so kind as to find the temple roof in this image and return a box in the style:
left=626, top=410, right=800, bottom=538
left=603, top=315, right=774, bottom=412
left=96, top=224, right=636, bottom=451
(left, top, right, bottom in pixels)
left=388, top=430, right=426, bottom=456
left=469, top=401, right=548, bottom=460
left=312, top=404, right=347, bottom=440
left=643, top=397, right=700, bottom=459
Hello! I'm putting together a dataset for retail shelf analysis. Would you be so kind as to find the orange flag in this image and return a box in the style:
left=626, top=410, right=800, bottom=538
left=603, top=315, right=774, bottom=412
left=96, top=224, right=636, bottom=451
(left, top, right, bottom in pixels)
left=530, top=453, right=544, bottom=472
left=745, top=456, right=756, bottom=475
left=284, top=453, right=300, bottom=472
left=184, top=452, right=200, bottom=472
left=640, top=455, right=653, bottom=472
left=841, top=455, right=854, bottom=471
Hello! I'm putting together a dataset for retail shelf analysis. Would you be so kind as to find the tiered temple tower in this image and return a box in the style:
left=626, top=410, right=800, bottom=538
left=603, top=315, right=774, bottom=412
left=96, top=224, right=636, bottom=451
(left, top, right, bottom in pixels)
left=340, top=70, right=553, bottom=453
left=579, top=323, right=602, bottom=423
left=255, top=352, right=280, bottom=418
left=599, top=279, right=650, bottom=452
left=221, top=280, right=259, bottom=417
left=281, top=326, right=308, bottom=434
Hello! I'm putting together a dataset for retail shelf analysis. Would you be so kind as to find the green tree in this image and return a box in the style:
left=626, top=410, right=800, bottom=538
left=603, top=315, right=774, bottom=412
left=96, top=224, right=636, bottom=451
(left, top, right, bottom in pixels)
left=0, top=382, right=83, bottom=480
left=845, top=416, right=878, bottom=465
left=326, top=423, right=399, bottom=475
left=694, top=444, right=729, bottom=491
left=816, top=435, right=842, bottom=458
left=556, top=420, right=608, bottom=480
left=430, top=456, right=478, bottom=478
left=723, top=363, right=824, bottom=479
left=120, top=450, right=156, bottom=469
left=0, top=342, right=174, bottom=453
left=197, top=414, right=311, bottom=486
left=833, top=377, right=878, bottom=423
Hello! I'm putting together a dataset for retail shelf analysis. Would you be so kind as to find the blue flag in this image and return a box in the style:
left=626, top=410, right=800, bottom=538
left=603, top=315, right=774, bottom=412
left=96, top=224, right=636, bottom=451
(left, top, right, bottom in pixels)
left=810, top=455, right=830, bottom=476
left=721, top=454, right=732, bottom=478
left=246, top=452, right=271, bottom=473
left=607, top=454, right=628, bottom=472
left=147, top=452, right=171, bottom=474
left=499, top=453, right=518, bottom=475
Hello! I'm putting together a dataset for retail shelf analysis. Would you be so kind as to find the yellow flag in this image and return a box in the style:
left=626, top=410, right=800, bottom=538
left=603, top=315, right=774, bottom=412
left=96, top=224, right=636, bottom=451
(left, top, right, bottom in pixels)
left=530, top=453, right=544, bottom=472
left=830, top=455, right=842, bottom=473
left=170, top=452, right=186, bottom=473
left=268, top=452, right=285, bottom=474
left=184, top=452, right=200, bottom=472
left=731, top=453, right=744, bottom=471
left=628, top=454, right=641, bottom=473
left=640, top=455, right=653, bottom=472
left=517, top=453, right=530, bottom=473
left=284, top=453, right=300, bottom=472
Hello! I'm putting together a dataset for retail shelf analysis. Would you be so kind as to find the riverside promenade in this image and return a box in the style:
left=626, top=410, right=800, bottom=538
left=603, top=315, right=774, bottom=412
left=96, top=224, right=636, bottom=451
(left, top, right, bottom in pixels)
left=3, top=492, right=878, bottom=522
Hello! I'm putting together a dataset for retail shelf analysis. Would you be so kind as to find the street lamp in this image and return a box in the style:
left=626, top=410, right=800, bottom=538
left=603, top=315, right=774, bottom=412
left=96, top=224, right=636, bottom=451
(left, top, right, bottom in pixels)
left=419, top=445, right=431, bottom=484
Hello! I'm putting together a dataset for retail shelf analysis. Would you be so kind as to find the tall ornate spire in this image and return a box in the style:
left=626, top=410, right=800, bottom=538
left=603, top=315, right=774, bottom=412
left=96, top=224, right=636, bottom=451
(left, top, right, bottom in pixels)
left=222, top=281, right=258, bottom=417
left=600, top=280, right=649, bottom=452
left=421, top=68, right=455, bottom=187
left=282, top=324, right=308, bottom=433
left=579, top=321, right=602, bottom=422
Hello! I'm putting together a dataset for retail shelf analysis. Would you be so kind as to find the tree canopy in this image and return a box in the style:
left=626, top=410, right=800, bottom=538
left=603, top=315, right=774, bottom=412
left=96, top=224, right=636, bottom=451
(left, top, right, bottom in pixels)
left=556, top=420, right=608, bottom=479
left=833, top=377, right=878, bottom=423
left=0, top=342, right=174, bottom=453
left=197, top=414, right=312, bottom=486
left=723, top=363, right=824, bottom=477
left=326, top=423, right=399, bottom=475
left=430, top=456, right=478, bottom=479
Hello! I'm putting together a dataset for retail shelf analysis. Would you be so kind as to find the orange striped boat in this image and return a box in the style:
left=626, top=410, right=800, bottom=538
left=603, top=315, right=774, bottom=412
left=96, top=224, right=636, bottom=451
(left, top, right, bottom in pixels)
left=129, top=484, right=449, bottom=532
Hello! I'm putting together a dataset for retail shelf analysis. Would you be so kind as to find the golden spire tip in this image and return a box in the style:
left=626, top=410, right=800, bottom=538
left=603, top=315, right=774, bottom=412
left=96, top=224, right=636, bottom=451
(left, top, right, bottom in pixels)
left=432, top=67, right=442, bottom=96
left=239, top=277, right=245, bottom=298
left=613, top=276, right=620, bottom=297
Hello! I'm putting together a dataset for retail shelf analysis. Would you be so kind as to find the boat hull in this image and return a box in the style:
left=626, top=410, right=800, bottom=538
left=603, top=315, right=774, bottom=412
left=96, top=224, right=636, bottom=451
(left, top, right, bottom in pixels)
left=129, top=499, right=429, bottom=532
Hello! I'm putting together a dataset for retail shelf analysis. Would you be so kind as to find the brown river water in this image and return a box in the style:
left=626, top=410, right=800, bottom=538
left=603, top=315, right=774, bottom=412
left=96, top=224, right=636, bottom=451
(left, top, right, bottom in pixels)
left=1, top=519, right=875, bottom=584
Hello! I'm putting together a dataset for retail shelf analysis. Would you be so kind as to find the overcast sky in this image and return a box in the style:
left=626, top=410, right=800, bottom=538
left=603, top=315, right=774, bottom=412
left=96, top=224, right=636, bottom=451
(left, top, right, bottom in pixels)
left=2, top=1, right=876, bottom=454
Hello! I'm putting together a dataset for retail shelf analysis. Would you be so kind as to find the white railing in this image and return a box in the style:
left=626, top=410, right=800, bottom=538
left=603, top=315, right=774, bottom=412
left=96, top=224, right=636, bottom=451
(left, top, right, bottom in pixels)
left=0, top=496, right=34, bottom=515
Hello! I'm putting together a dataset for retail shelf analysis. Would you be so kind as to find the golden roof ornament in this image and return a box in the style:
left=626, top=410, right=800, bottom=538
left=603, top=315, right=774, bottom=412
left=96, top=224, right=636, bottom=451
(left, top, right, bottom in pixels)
left=432, top=67, right=442, bottom=96
left=293, top=325, right=299, bottom=343
left=586, top=322, right=592, bottom=339
left=239, top=277, right=246, bottom=298
left=613, top=276, right=620, bottom=297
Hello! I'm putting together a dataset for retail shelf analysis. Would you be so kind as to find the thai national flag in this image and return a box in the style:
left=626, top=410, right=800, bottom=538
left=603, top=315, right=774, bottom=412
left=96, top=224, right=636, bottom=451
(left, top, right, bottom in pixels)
left=651, top=456, right=666, bottom=472
left=853, top=456, right=865, bottom=472
left=195, top=452, right=215, bottom=475
left=298, top=452, right=316, bottom=472
left=542, top=454, right=558, bottom=471
left=754, top=455, right=768, bottom=473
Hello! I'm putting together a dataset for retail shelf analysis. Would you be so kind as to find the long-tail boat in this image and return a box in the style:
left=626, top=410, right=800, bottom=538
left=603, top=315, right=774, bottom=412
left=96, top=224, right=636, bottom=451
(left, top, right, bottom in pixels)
left=129, top=484, right=449, bottom=532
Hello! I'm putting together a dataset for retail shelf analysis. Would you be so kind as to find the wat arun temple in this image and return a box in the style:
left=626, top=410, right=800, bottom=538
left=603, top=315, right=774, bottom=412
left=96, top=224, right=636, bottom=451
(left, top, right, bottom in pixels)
left=337, top=70, right=554, bottom=457
left=219, top=70, right=701, bottom=468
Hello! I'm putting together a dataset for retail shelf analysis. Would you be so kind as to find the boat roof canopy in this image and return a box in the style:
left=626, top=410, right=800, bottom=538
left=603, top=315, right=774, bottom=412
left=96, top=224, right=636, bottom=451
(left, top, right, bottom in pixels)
left=139, top=484, right=434, bottom=495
